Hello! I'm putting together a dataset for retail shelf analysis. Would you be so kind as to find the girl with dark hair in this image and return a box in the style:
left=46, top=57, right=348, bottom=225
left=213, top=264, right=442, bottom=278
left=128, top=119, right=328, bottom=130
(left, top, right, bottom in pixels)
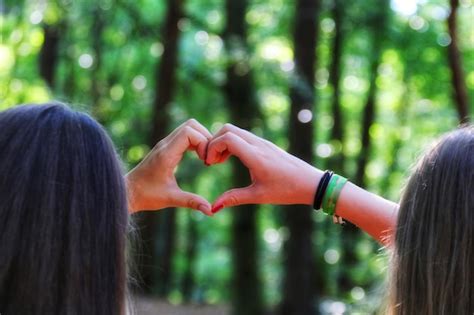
left=0, top=103, right=213, bottom=314
left=206, top=123, right=473, bottom=314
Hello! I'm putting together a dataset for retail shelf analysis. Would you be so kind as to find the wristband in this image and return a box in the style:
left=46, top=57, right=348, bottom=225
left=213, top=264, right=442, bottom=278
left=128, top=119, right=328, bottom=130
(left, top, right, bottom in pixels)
left=313, top=170, right=333, bottom=210
left=321, top=174, right=348, bottom=216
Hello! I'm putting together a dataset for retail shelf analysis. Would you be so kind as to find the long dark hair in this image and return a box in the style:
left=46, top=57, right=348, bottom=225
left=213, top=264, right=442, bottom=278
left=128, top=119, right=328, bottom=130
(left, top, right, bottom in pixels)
left=390, top=125, right=473, bottom=314
left=0, top=103, right=129, bottom=314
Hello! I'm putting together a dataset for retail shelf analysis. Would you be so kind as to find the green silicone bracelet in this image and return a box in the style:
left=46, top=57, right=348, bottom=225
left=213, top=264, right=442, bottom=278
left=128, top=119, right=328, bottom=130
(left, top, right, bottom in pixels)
left=322, top=174, right=348, bottom=216
left=321, top=176, right=337, bottom=215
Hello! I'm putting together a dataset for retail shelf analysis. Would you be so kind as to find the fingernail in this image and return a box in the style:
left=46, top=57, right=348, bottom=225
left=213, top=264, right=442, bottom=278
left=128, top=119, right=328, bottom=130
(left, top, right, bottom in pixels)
left=198, top=204, right=211, bottom=214
left=211, top=203, right=224, bottom=214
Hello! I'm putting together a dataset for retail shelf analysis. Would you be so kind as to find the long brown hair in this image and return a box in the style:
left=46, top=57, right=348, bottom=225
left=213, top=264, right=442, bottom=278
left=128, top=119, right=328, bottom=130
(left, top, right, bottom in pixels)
left=0, top=103, right=129, bottom=314
left=390, top=125, right=473, bottom=314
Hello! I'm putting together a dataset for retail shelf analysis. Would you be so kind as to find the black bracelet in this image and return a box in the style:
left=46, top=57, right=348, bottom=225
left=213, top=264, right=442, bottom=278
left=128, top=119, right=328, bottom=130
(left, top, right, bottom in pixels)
left=313, top=170, right=333, bottom=210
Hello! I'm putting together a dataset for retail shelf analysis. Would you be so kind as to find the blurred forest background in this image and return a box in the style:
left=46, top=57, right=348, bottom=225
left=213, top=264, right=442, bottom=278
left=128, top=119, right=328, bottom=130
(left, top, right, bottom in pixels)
left=1, top=0, right=473, bottom=314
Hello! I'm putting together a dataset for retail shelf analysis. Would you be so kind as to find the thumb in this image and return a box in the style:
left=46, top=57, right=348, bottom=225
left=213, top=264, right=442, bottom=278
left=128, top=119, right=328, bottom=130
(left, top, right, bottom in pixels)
left=211, top=185, right=259, bottom=213
left=169, top=190, right=213, bottom=216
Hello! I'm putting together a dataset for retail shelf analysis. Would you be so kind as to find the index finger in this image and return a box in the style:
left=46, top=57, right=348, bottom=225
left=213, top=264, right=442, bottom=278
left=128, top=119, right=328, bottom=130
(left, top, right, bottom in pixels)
left=185, top=118, right=213, bottom=140
left=206, top=131, right=256, bottom=167
left=213, top=123, right=261, bottom=145
left=165, top=119, right=212, bottom=145
left=168, top=126, right=209, bottom=163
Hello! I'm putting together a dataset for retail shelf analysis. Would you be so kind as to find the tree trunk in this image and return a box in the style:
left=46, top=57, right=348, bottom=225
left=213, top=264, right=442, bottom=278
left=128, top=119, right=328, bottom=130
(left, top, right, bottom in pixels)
left=447, top=0, right=470, bottom=123
left=353, top=59, right=378, bottom=188
left=353, top=2, right=388, bottom=190
left=61, top=19, right=76, bottom=99
left=224, top=1, right=263, bottom=315
left=91, top=7, right=105, bottom=121
left=327, top=0, right=345, bottom=174
left=280, top=1, right=320, bottom=314
left=133, top=0, right=183, bottom=296
left=39, top=24, right=60, bottom=89
left=181, top=214, right=197, bottom=301
left=339, top=1, right=388, bottom=294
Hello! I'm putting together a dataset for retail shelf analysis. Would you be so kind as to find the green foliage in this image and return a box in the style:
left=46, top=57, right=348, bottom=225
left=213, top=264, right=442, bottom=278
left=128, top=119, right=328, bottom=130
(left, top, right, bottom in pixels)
left=1, top=0, right=472, bottom=312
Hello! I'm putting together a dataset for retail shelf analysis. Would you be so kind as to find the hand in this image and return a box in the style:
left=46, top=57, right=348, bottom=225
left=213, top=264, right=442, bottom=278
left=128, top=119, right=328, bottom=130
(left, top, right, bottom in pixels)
left=206, top=124, right=323, bottom=213
left=126, top=119, right=213, bottom=215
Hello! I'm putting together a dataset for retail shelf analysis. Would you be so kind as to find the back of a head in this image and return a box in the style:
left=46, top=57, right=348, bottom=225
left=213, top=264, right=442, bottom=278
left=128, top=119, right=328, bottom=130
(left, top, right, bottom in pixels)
left=390, top=126, right=473, bottom=314
left=0, top=103, right=128, bottom=314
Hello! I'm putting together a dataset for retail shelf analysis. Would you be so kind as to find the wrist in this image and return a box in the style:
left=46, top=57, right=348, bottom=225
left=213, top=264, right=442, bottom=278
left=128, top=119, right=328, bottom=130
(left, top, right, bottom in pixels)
left=299, top=165, right=324, bottom=206
left=125, top=172, right=141, bottom=213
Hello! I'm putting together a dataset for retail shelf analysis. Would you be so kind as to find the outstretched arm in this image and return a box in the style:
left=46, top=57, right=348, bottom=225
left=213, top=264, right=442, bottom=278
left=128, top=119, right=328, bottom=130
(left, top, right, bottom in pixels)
left=206, top=124, right=398, bottom=245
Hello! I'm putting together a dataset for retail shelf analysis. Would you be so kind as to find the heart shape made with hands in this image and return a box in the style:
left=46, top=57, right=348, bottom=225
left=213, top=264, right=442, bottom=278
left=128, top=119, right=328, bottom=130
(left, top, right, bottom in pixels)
left=129, top=120, right=256, bottom=216
left=179, top=145, right=251, bottom=215
left=176, top=129, right=255, bottom=215
left=160, top=121, right=315, bottom=215
left=177, top=122, right=259, bottom=215
left=175, top=155, right=238, bottom=213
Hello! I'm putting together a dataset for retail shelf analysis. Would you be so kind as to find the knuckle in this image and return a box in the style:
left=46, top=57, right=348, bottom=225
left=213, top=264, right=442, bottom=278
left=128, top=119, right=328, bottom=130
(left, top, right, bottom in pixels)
left=181, top=125, right=193, bottom=134
left=153, top=138, right=166, bottom=149
left=222, top=132, right=235, bottom=141
left=223, top=123, right=234, bottom=133
left=263, top=139, right=273, bottom=147
left=228, top=194, right=238, bottom=206
left=160, top=155, right=175, bottom=169
left=254, top=152, right=267, bottom=165
left=186, top=118, right=198, bottom=126
left=187, top=198, right=198, bottom=209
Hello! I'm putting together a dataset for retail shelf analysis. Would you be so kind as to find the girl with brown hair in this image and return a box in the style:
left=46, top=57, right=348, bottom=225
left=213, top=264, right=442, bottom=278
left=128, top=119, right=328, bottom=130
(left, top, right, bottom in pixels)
left=206, top=123, right=473, bottom=314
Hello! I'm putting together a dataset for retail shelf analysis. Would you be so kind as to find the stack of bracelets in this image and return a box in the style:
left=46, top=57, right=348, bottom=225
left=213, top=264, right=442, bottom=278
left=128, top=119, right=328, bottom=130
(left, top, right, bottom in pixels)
left=313, top=170, right=348, bottom=224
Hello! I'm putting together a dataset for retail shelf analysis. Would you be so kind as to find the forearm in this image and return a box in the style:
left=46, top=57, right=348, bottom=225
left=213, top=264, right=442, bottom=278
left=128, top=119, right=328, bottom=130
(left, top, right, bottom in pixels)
left=334, top=181, right=398, bottom=245
left=306, top=168, right=398, bottom=245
